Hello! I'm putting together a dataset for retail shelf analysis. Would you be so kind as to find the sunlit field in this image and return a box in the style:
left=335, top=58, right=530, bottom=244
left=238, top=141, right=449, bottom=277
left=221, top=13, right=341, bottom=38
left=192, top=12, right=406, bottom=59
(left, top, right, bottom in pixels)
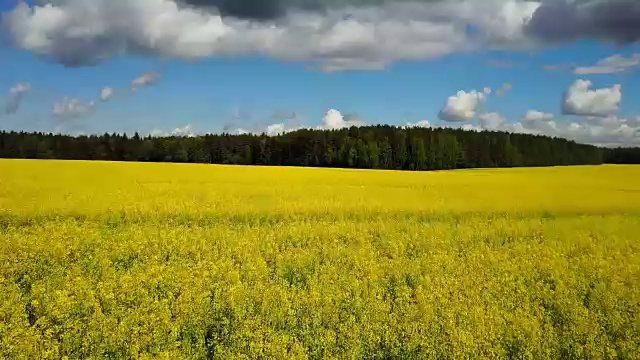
left=1, top=159, right=639, bottom=359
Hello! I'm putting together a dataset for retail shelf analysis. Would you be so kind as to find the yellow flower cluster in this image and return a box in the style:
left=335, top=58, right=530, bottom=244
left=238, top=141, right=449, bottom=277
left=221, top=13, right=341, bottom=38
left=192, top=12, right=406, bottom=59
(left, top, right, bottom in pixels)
left=1, top=160, right=639, bottom=358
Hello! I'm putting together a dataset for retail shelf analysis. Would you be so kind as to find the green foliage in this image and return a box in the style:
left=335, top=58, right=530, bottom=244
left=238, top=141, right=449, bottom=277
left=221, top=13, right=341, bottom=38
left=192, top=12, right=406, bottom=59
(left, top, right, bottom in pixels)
left=0, top=125, right=610, bottom=171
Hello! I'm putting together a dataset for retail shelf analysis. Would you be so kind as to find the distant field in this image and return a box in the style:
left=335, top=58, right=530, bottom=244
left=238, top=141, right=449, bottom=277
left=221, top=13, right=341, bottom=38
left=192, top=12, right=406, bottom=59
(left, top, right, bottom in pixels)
left=1, top=160, right=639, bottom=359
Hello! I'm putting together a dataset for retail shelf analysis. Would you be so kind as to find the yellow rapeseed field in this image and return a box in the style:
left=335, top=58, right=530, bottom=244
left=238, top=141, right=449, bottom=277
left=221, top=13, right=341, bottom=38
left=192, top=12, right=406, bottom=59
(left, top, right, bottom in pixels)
left=1, top=159, right=639, bottom=359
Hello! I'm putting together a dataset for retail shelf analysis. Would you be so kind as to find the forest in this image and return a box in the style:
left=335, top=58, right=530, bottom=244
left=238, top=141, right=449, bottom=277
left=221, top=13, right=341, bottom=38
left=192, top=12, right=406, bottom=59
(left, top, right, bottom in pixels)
left=1, top=126, right=638, bottom=170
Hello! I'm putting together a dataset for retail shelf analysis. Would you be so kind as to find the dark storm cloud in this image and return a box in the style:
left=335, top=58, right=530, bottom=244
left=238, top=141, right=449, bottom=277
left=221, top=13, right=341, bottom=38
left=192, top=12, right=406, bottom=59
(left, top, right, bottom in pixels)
left=525, top=0, right=640, bottom=44
left=179, top=0, right=385, bottom=19
left=181, top=0, right=287, bottom=19
left=178, top=0, right=457, bottom=20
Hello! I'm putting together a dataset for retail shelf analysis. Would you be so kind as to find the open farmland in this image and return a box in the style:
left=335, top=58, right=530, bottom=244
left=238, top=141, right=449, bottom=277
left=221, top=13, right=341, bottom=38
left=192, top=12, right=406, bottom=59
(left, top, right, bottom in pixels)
left=1, top=159, right=640, bottom=359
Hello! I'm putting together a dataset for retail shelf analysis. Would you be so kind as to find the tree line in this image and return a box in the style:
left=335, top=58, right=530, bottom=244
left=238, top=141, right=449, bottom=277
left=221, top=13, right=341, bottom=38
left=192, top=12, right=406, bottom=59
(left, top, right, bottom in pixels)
left=1, top=126, right=637, bottom=170
left=605, top=146, right=640, bottom=165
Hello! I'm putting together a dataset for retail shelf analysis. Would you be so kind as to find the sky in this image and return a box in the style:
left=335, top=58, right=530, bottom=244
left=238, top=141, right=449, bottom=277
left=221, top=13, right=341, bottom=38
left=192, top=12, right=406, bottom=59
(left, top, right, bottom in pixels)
left=1, top=0, right=640, bottom=147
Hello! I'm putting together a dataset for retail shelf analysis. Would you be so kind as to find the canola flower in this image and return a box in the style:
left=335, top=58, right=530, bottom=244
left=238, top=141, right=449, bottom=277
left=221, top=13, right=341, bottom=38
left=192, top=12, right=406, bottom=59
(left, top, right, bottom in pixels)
left=1, top=159, right=639, bottom=359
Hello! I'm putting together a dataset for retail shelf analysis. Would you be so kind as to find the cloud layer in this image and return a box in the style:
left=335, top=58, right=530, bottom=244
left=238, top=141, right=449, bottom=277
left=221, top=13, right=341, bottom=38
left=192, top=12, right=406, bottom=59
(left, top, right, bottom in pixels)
left=404, top=120, right=431, bottom=128
left=50, top=71, right=161, bottom=122
left=100, top=87, right=114, bottom=101
left=322, top=109, right=366, bottom=129
left=468, top=109, right=640, bottom=147
left=574, top=53, right=640, bottom=75
left=438, top=89, right=486, bottom=122
left=131, top=72, right=161, bottom=91
left=7, top=1, right=639, bottom=71
left=479, top=112, right=506, bottom=130
left=522, top=113, right=639, bottom=147
left=52, top=97, right=96, bottom=120
left=5, top=83, right=31, bottom=114
left=562, top=79, right=622, bottom=117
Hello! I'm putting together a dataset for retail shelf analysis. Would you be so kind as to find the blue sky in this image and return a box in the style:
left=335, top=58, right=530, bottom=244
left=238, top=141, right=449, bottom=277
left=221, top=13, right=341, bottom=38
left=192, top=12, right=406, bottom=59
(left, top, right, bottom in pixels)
left=1, top=0, right=640, bottom=146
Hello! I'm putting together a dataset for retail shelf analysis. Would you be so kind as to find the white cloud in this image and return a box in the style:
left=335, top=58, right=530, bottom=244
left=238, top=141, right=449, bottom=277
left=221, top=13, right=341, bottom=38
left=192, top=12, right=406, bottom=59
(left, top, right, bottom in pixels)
left=222, top=125, right=251, bottom=135
left=517, top=111, right=640, bottom=147
left=479, top=112, right=506, bottom=130
left=562, top=79, right=621, bottom=117
left=266, top=123, right=303, bottom=135
left=452, top=109, right=640, bottom=147
left=52, top=97, right=96, bottom=120
left=454, top=112, right=532, bottom=134
left=321, top=109, right=365, bottom=129
left=404, top=120, right=431, bottom=128
left=558, top=120, right=639, bottom=147
left=149, top=129, right=166, bottom=137
left=623, top=116, right=640, bottom=128
left=583, top=115, right=626, bottom=128
left=502, top=121, right=537, bottom=135
left=131, top=72, right=161, bottom=91
left=574, top=54, right=640, bottom=75
left=229, top=128, right=249, bottom=135
left=5, top=83, right=31, bottom=114
left=483, top=87, right=492, bottom=95
left=171, top=124, right=195, bottom=137
left=100, top=87, right=114, bottom=101
left=519, top=110, right=557, bottom=133
left=522, top=110, right=554, bottom=123
left=226, top=110, right=363, bottom=135
left=266, top=123, right=286, bottom=136
left=3, top=0, right=542, bottom=71
left=150, top=124, right=196, bottom=137
left=461, top=124, right=482, bottom=132
left=323, top=109, right=346, bottom=129
left=438, top=89, right=487, bottom=122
